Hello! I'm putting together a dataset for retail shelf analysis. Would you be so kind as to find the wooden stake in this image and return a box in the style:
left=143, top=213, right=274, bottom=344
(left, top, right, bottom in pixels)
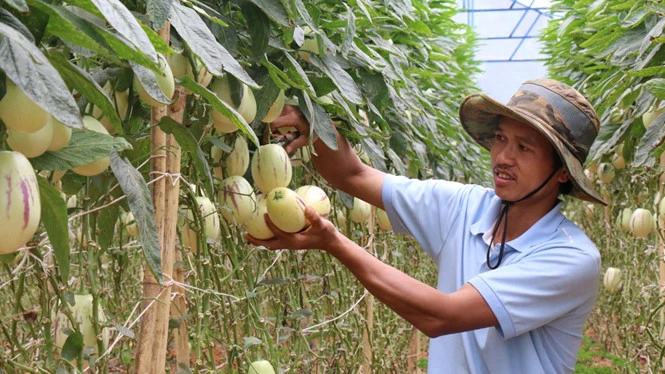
left=158, top=89, right=186, bottom=372
left=171, top=250, right=190, bottom=371
left=135, top=22, right=171, bottom=373
left=359, top=209, right=376, bottom=374
left=135, top=110, right=167, bottom=373
left=151, top=129, right=181, bottom=373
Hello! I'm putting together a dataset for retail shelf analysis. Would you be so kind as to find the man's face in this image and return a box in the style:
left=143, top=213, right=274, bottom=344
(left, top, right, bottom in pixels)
left=489, top=117, right=568, bottom=202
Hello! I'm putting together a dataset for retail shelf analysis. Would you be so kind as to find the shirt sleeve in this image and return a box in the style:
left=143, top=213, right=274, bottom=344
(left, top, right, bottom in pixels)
left=468, top=243, right=600, bottom=339
left=382, top=174, right=470, bottom=260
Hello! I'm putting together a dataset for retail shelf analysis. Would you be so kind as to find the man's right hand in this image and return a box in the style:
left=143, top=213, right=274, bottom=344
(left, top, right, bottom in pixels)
left=245, top=206, right=341, bottom=252
left=270, top=104, right=312, bottom=155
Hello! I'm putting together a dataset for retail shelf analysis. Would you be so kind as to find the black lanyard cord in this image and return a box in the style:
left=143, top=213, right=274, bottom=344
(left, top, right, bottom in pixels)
left=486, top=167, right=560, bottom=269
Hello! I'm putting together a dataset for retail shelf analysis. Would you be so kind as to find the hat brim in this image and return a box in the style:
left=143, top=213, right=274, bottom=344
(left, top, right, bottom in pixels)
left=459, top=93, right=607, bottom=206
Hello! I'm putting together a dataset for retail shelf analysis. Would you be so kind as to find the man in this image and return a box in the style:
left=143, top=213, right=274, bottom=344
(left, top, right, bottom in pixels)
left=246, top=78, right=607, bottom=373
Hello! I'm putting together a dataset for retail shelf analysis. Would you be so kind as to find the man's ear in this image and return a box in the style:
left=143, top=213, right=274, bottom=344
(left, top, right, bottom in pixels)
left=558, top=168, right=570, bottom=184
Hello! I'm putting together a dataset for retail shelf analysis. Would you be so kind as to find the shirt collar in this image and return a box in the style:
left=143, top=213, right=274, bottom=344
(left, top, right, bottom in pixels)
left=470, top=196, right=565, bottom=253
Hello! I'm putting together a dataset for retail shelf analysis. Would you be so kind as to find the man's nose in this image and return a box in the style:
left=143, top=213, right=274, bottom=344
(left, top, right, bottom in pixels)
left=494, top=143, right=516, bottom=164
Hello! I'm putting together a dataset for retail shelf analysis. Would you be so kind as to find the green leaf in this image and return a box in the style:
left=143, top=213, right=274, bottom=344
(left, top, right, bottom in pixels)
left=253, top=69, right=282, bottom=124
left=37, top=177, right=70, bottom=280
left=240, top=1, right=270, bottom=61
left=341, top=7, right=355, bottom=57
left=246, top=0, right=289, bottom=26
left=404, top=18, right=431, bottom=35
left=310, top=54, right=363, bottom=105
left=282, top=51, right=315, bottom=94
left=140, top=21, right=172, bottom=55
left=290, top=0, right=315, bottom=30
left=178, top=76, right=260, bottom=147
left=88, top=0, right=157, bottom=61
left=3, top=0, right=28, bottom=12
left=61, top=331, right=83, bottom=361
left=644, top=78, right=665, bottom=100
left=627, top=66, right=665, bottom=77
left=261, top=56, right=298, bottom=90
left=588, top=120, right=628, bottom=160
left=114, top=324, right=135, bottom=339
left=97, top=203, right=118, bottom=252
left=130, top=59, right=172, bottom=105
left=289, top=308, right=313, bottom=319
left=206, top=135, right=232, bottom=152
left=361, top=137, right=385, bottom=170
left=27, top=0, right=160, bottom=71
left=0, top=9, right=33, bottom=41
left=0, top=252, right=19, bottom=264
left=30, top=128, right=131, bottom=170
left=243, top=336, right=262, bottom=347
left=634, top=115, right=665, bottom=166
left=0, top=22, right=83, bottom=130
left=46, top=52, right=122, bottom=133
left=157, top=116, right=214, bottom=198
left=27, top=0, right=113, bottom=57
left=169, top=1, right=258, bottom=88
left=109, top=151, right=162, bottom=283
left=297, top=91, right=337, bottom=151
left=620, top=3, right=647, bottom=29
left=146, top=0, right=171, bottom=29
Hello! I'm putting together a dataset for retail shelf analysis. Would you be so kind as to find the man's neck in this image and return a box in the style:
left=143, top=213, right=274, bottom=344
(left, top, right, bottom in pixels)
left=493, top=196, right=559, bottom=244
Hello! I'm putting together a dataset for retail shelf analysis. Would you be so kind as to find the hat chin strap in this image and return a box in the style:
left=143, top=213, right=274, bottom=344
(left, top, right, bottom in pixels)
left=486, top=167, right=560, bottom=269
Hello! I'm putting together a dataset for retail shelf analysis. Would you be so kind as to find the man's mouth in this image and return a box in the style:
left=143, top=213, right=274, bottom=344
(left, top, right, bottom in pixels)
left=494, top=168, right=515, bottom=181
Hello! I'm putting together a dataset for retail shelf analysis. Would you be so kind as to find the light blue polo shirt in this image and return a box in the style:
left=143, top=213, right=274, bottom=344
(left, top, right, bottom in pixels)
left=382, top=174, right=600, bottom=374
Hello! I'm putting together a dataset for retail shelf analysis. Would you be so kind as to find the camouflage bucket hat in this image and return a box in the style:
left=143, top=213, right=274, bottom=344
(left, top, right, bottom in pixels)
left=459, top=78, right=607, bottom=206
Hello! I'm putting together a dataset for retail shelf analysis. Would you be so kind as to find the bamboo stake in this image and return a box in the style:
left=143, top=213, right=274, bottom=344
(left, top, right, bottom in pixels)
left=154, top=89, right=186, bottom=372
left=407, top=328, right=419, bottom=373
left=171, top=251, right=190, bottom=371
left=135, top=121, right=166, bottom=372
left=135, top=23, right=170, bottom=373
left=152, top=129, right=181, bottom=373
left=657, top=175, right=665, bottom=370
left=359, top=209, right=376, bottom=374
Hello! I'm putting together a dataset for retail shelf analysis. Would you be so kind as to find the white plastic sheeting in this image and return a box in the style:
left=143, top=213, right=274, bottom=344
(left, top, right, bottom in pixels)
left=454, top=0, right=555, bottom=102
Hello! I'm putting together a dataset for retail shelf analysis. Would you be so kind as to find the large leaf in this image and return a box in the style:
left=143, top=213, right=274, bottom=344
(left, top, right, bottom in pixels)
left=157, top=116, right=214, bottom=198
left=0, top=9, right=33, bottom=41
left=46, top=52, right=122, bottom=133
left=27, top=0, right=160, bottom=71
left=30, top=128, right=131, bottom=170
left=146, top=0, right=171, bottom=29
left=178, top=76, right=260, bottom=147
left=290, top=0, right=315, bottom=30
left=88, top=0, right=157, bottom=61
left=246, top=0, right=289, bottom=27
left=3, top=0, right=28, bottom=12
left=109, top=151, right=162, bottom=283
left=310, top=54, right=363, bottom=105
left=341, top=7, right=356, bottom=57
left=282, top=51, right=315, bottom=95
left=169, top=1, right=258, bottom=88
left=253, top=69, right=282, bottom=123
left=38, top=177, right=70, bottom=281
left=297, top=91, right=337, bottom=151
left=0, top=22, right=82, bottom=129
left=644, top=78, right=665, bottom=100
left=27, top=0, right=113, bottom=57
left=130, top=59, right=172, bottom=105
left=61, top=331, right=83, bottom=361
left=97, top=203, right=119, bottom=252
left=240, top=1, right=270, bottom=61
left=634, top=114, right=665, bottom=166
